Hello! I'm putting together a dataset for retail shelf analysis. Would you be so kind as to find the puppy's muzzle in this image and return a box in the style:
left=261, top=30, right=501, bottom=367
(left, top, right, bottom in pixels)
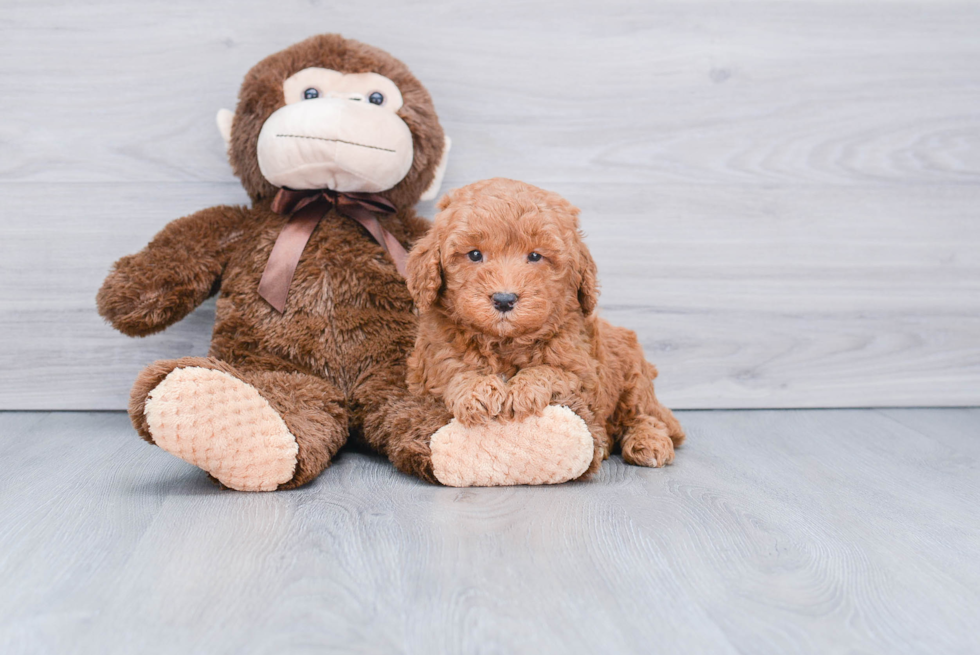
left=491, top=292, right=518, bottom=313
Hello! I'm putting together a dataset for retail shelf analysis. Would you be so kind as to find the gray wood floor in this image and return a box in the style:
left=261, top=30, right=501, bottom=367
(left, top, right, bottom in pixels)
left=1, top=409, right=977, bottom=654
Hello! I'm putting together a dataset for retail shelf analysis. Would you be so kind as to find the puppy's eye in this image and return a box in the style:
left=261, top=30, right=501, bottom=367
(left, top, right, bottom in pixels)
left=527, top=252, right=542, bottom=263
left=368, top=91, right=385, bottom=105
left=467, top=250, right=483, bottom=262
left=303, top=88, right=319, bottom=100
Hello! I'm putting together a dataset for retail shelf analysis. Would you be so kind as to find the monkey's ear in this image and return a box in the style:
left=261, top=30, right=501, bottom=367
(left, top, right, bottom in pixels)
left=419, top=136, right=451, bottom=202
left=216, top=109, right=234, bottom=149
left=577, top=239, right=600, bottom=316
left=405, top=228, right=443, bottom=313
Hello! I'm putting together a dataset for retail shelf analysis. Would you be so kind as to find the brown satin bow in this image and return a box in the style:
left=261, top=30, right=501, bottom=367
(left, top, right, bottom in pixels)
left=257, top=187, right=408, bottom=313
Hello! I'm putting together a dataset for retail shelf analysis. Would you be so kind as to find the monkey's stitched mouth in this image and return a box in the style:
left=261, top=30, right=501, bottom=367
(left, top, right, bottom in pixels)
left=275, top=134, right=396, bottom=153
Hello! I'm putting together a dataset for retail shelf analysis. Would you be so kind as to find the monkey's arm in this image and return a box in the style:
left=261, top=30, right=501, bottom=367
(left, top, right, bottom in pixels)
left=97, top=205, right=245, bottom=337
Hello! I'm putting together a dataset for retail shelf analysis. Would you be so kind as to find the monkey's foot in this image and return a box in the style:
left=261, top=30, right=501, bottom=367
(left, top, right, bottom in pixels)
left=143, top=367, right=299, bottom=491
left=430, top=405, right=594, bottom=487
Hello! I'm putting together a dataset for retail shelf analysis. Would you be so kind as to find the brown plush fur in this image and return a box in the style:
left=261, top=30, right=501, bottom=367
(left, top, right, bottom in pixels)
left=97, top=35, right=451, bottom=486
left=405, top=179, right=685, bottom=471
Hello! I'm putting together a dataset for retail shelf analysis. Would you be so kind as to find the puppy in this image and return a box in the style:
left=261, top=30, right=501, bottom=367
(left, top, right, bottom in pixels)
left=405, top=178, right=685, bottom=471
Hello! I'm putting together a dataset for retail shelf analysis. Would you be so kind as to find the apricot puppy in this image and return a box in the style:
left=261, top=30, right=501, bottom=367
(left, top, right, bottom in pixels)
left=406, top=178, right=685, bottom=470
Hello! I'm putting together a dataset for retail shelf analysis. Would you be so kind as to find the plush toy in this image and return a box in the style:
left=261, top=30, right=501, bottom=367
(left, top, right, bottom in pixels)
left=97, top=34, right=596, bottom=490
left=405, top=179, right=685, bottom=485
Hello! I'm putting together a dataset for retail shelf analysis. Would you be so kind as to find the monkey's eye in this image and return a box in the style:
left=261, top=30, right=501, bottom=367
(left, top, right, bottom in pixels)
left=467, top=250, right=483, bottom=263
left=527, top=252, right=542, bottom=263
left=303, top=88, right=319, bottom=100
left=368, top=91, right=385, bottom=105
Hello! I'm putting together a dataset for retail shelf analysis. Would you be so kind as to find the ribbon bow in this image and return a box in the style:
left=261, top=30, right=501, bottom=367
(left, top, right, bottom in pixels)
left=257, top=187, right=408, bottom=312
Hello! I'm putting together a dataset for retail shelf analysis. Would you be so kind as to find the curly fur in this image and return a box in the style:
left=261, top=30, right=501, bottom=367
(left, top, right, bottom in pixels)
left=406, top=178, right=685, bottom=470
left=97, top=35, right=451, bottom=488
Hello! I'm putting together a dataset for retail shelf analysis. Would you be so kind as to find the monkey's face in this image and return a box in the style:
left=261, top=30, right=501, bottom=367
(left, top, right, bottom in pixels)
left=219, top=35, right=449, bottom=205
left=256, top=68, right=415, bottom=193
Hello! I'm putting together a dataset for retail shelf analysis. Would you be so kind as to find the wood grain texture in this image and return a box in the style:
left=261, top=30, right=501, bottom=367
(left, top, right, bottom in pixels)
left=0, top=0, right=978, bottom=409
left=1, top=409, right=978, bottom=653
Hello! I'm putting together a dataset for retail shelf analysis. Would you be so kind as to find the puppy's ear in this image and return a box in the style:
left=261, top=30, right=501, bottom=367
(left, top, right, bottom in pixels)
left=576, top=238, right=600, bottom=316
left=436, top=189, right=456, bottom=211
left=406, top=227, right=443, bottom=313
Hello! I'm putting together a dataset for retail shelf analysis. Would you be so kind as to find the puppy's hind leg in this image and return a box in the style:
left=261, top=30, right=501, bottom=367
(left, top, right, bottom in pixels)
left=648, top=399, right=685, bottom=448
left=616, top=356, right=685, bottom=467
left=620, top=415, right=677, bottom=468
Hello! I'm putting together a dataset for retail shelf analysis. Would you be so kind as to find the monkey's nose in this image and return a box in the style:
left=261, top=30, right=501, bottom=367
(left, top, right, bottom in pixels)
left=491, top=292, right=518, bottom=313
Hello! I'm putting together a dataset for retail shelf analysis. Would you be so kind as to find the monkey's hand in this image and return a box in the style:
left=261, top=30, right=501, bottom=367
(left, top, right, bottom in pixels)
left=97, top=206, right=243, bottom=337
left=444, top=373, right=507, bottom=427
left=502, top=366, right=583, bottom=422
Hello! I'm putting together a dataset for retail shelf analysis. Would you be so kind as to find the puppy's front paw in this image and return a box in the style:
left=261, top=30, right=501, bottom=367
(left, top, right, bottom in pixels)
left=621, top=417, right=676, bottom=468
left=502, top=375, right=553, bottom=421
left=451, top=375, right=507, bottom=427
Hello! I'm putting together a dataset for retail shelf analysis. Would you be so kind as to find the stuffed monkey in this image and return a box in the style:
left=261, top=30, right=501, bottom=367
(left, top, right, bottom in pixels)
left=97, top=35, right=595, bottom=490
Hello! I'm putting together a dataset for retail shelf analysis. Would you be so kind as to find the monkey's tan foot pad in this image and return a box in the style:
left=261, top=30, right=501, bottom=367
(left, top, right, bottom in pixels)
left=430, top=405, right=593, bottom=487
left=144, top=367, right=299, bottom=492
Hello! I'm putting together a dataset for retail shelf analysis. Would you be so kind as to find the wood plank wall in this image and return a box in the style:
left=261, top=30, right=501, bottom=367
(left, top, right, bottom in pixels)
left=1, top=0, right=977, bottom=409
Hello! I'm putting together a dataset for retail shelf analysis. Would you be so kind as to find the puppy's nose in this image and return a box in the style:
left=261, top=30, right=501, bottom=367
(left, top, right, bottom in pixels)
left=491, top=292, right=518, bottom=312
